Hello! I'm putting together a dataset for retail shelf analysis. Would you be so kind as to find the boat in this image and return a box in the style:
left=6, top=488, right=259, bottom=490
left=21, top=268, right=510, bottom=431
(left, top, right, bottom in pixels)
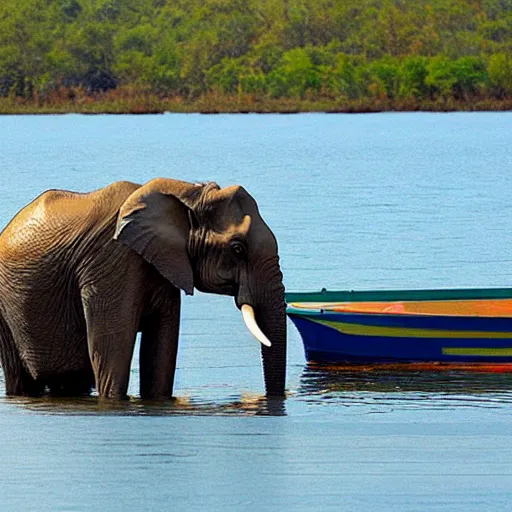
left=286, top=287, right=512, bottom=368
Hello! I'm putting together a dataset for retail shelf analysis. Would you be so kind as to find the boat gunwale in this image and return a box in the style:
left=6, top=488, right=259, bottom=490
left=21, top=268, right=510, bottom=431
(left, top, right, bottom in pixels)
left=285, top=287, right=512, bottom=304
left=285, top=288, right=512, bottom=320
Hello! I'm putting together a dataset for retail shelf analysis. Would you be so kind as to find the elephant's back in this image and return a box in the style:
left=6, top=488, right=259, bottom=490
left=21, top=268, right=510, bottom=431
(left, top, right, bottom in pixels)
left=0, top=181, right=141, bottom=262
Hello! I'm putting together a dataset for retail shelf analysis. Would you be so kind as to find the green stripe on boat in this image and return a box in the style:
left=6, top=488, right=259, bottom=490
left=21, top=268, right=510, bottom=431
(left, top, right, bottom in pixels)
left=285, top=287, right=512, bottom=304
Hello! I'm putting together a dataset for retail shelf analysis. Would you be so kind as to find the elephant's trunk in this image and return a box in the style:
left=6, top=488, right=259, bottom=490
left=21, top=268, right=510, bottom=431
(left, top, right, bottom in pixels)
left=244, top=258, right=286, bottom=397
left=258, top=297, right=287, bottom=396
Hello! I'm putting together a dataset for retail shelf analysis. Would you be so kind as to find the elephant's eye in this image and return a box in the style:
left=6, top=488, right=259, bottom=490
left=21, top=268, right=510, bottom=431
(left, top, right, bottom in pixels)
left=230, top=241, right=247, bottom=259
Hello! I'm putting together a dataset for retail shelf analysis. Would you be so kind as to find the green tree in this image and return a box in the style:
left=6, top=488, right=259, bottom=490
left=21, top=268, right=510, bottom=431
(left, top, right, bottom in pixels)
left=146, top=32, right=182, bottom=94
left=426, top=55, right=487, bottom=99
left=206, top=58, right=245, bottom=94
left=399, top=56, right=430, bottom=98
left=113, top=25, right=156, bottom=85
left=369, top=57, right=401, bottom=99
left=451, top=56, right=488, bottom=98
left=426, top=55, right=458, bottom=97
left=0, top=0, right=52, bottom=97
left=488, top=53, right=512, bottom=98
left=64, top=21, right=117, bottom=90
left=267, top=47, right=320, bottom=97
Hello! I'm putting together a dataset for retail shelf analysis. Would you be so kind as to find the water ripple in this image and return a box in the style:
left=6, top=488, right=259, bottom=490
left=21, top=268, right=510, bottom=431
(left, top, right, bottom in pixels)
left=0, top=393, right=288, bottom=417
left=297, top=364, right=512, bottom=410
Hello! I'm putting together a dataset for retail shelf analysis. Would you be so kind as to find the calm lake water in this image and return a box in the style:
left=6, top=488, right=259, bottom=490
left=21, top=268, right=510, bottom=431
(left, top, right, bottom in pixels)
left=1, top=112, right=512, bottom=511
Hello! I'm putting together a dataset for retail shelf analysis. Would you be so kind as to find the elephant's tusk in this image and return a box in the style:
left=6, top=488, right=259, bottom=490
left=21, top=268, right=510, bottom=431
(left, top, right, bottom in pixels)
left=241, top=304, right=272, bottom=347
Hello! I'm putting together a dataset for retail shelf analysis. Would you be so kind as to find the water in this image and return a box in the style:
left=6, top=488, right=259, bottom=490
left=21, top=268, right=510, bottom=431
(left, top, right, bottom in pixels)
left=1, top=112, right=512, bottom=511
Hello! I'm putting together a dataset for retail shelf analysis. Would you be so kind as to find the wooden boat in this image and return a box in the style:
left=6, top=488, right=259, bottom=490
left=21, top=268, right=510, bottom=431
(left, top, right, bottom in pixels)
left=286, top=288, right=512, bottom=367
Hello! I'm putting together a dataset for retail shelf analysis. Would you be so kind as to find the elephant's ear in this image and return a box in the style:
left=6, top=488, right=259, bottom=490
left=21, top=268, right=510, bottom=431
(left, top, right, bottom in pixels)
left=114, top=188, right=194, bottom=295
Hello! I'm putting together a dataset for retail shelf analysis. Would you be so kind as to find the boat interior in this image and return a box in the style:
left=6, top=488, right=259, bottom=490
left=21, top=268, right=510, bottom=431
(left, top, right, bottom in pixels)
left=288, top=299, right=512, bottom=317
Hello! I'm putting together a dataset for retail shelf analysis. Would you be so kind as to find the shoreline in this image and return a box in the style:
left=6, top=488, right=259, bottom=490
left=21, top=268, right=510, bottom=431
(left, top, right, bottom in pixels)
left=1, top=94, right=511, bottom=115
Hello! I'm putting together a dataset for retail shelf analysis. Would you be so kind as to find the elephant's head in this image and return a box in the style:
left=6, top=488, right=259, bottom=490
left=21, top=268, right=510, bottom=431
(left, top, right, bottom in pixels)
left=114, top=178, right=286, bottom=396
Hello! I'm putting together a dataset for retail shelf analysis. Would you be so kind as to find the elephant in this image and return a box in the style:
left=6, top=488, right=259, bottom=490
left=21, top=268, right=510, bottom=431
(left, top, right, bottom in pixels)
left=0, top=178, right=286, bottom=399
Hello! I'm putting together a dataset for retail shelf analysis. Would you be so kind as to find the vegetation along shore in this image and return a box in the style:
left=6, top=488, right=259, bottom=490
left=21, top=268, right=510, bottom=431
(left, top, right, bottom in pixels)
left=1, top=0, right=511, bottom=114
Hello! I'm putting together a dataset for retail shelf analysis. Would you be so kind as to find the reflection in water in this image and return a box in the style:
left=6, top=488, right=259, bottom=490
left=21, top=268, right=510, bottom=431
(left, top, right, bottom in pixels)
left=2, top=393, right=287, bottom=416
left=298, top=363, right=512, bottom=409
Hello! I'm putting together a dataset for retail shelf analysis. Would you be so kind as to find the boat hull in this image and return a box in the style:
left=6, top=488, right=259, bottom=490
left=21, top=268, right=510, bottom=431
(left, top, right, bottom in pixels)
left=289, top=313, right=512, bottom=363
left=286, top=288, right=512, bottom=365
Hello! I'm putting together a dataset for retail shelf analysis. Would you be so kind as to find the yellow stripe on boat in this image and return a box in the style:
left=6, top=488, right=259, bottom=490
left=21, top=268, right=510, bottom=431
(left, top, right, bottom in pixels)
left=311, top=318, right=512, bottom=339
left=442, top=347, right=512, bottom=356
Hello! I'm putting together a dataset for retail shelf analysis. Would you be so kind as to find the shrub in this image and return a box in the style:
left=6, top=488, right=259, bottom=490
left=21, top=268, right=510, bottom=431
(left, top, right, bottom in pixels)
left=488, top=53, right=512, bottom=98
left=399, top=56, right=430, bottom=99
left=267, top=48, right=321, bottom=98
left=369, top=58, right=401, bottom=99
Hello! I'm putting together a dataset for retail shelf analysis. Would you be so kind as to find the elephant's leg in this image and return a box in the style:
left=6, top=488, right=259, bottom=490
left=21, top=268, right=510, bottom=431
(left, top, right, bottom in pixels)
left=5, top=368, right=45, bottom=396
left=87, top=327, right=137, bottom=399
left=81, top=292, right=141, bottom=399
left=0, top=316, right=44, bottom=396
left=139, top=296, right=181, bottom=399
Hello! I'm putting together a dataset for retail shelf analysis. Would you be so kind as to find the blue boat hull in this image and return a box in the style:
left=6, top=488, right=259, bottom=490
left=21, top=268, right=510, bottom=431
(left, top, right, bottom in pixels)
left=288, top=311, right=512, bottom=364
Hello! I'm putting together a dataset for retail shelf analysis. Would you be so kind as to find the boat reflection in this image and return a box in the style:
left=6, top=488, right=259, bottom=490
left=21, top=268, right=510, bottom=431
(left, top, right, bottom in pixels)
left=298, top=363, right=512, bottom=409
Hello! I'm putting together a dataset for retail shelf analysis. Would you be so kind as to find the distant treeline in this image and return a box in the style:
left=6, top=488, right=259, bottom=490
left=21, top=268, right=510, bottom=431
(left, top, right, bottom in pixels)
left=1, top=0, right=512, bottom=106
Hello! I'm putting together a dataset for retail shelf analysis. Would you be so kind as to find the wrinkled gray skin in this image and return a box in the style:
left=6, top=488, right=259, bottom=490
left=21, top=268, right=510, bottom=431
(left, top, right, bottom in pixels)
left=0, top=179, right=286, bottom=399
